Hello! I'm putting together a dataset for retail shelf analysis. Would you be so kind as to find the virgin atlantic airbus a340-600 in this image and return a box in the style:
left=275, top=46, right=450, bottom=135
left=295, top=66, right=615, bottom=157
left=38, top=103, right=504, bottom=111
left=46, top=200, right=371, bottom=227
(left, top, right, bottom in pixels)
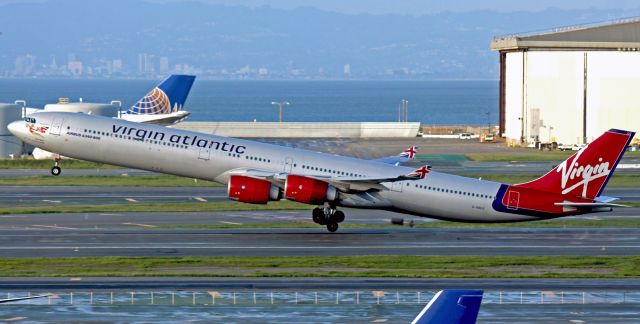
left=8, top=111, right=635, bottom=232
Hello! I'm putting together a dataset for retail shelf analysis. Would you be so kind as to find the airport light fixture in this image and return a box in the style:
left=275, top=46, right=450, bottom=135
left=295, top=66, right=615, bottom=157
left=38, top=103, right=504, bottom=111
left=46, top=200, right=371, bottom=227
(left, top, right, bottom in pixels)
left=271, top=101, right=290, bottom=125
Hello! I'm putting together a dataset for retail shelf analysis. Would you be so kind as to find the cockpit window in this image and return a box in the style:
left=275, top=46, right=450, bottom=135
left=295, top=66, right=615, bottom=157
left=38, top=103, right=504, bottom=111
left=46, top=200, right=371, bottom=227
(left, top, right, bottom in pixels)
left=24, top=117, right=36, bottom=123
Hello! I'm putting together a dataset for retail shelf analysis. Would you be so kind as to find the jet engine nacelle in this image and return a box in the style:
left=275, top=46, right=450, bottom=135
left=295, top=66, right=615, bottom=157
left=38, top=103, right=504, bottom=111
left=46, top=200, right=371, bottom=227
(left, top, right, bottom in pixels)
left=227, top=175, right=280, bottom=204
left=285, top=175, right=338, bottom=204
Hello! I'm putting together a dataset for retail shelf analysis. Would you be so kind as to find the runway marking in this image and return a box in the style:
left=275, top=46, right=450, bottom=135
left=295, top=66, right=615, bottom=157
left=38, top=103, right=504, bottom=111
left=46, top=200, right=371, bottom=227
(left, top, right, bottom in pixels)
left=69, top=278, right=82, bottom=281
left=221, top=221, right=242, bottom=225
left=3, top=317, right=27, bottom=322
left=125, top=198, right=138, bottom=202
left=194, top=197, right=207, bottom=202
left=41, top=200, right=61, bottom=203
left=123, top=222, right=157, bottom=228
left=31, top=225, right=77, bottom=230
left=1, top=245, right=640, bottom=250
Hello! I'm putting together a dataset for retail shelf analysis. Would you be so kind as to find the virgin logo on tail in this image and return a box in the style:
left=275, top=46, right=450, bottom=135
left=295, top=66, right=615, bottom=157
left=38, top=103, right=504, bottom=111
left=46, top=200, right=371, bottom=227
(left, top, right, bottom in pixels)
left=557, top=147, right=611, bottom=197
left=516, top=129, right=635, bottom=200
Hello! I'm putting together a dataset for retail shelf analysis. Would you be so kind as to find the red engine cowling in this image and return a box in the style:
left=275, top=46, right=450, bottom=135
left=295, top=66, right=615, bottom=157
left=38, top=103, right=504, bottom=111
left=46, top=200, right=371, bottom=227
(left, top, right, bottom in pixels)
left=227, top=175, right=280, bottom=204
left=285, top=175, right=337, bottom=204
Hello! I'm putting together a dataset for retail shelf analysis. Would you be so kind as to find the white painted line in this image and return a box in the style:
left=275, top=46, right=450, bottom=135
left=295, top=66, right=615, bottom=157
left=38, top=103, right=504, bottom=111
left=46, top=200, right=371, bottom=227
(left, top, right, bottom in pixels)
left=125, top=198, right=138, bottom=202
left=221, top=221, right=242, bottom=225
left=1, top=245, right=640, bottom=250
left=42, top=200, right=61, bottom=203
left=194, top=197, right=208, bottom=202
left=32, top=225, right=77, bottom=230
left=69, top=278, right=82, bottom=281
left=123, top=222, right=157, bottom=228
left=3, top=317, right=27, bottom=322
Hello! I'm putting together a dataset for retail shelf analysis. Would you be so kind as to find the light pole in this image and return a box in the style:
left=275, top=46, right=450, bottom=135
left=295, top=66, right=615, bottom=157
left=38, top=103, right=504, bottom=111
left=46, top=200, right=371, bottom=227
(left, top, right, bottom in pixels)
left=271, top=101, right=290, bottom=125
left=486, top=111, right=491, bottom=134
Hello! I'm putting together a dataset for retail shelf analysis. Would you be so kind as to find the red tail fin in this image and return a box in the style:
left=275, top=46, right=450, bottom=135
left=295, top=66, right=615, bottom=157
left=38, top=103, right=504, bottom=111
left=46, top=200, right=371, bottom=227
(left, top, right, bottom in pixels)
left=516, top=129, right=635, bottom=199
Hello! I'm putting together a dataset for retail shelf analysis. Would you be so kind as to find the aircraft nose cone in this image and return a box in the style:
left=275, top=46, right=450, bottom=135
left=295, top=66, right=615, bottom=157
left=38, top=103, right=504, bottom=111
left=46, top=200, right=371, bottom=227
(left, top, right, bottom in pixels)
left=7, top=120, right=25, bottom=138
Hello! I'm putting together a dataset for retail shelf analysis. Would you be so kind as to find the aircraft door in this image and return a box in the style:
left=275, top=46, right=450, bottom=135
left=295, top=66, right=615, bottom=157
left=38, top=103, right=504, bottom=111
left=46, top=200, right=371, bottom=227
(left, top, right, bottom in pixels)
left=284, top=157, right=293, bottom=173
left=50, top=118, right=64, bottom=136
left=198, top=147, right=211, bottom=160
left=391, top=181, right=404, bottom=192
left=506, top=190, right=520, bottom=210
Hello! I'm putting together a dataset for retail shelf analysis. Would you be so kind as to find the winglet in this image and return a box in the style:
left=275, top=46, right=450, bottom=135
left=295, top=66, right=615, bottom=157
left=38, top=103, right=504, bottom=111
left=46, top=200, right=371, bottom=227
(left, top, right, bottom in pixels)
left=412, top=290, right=483, bottom=324
left=407, top=165, right=432, bottom=179
left=399, top=146, right=418, bottom=159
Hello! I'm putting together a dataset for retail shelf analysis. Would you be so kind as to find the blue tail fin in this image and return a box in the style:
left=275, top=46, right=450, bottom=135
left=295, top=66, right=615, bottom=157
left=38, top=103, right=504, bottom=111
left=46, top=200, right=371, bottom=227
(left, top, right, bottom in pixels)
left=128, top=75, right=196, bottom=115
left=412, top=290, right=483, bottom=324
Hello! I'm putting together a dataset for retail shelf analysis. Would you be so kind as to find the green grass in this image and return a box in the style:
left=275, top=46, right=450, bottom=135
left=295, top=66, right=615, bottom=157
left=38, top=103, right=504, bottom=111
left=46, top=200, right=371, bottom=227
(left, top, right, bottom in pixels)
left=0, top=159, right=120, bottom=169
left=0, top=200, right=308, bottom=215
left=0, top=256, right=638, bottom=278
left=0, top=175, right=222, bottom=187
left=0, top=173, right=636, bottom=187
left=460, top=174, right=640, bottom=187
left=467, top=150, right=640, bottom=162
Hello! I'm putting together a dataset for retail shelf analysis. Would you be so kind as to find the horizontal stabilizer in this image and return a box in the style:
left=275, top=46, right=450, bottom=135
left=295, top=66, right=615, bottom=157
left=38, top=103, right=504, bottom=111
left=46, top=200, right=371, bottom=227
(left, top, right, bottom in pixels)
left=375, top=146, right=418, bottom=165
left=554, top=202, right=631, bottom=208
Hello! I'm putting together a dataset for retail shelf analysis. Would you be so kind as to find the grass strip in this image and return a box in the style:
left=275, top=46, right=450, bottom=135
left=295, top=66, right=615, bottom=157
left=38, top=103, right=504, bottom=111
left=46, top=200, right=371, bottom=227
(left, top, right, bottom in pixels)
left=0, top=173, right=636, bottom=187
left=0, top=200, right=308, bottom=215
left=0, top=256, right=638, bottom=278
left=0, top=175, right=222, bottom=187
left=0, top=159, right=120, bottom=169
left=467, top=151, right=640, bottom=162
left=460, top=174, right=640, bottom=187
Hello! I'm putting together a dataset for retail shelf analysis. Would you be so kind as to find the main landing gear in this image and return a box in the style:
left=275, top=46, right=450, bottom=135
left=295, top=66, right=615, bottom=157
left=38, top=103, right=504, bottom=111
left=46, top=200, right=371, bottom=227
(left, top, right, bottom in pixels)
left=312, top=206, right=345, bottom=233
left=51, top=158, right=61, bottom=176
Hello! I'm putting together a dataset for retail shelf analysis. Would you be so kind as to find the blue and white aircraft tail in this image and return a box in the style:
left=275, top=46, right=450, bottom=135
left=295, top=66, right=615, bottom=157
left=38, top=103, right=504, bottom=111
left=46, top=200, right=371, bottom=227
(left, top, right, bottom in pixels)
left=122, top=74, right=196, bottom=125
left=412, top=290, right=483, bottom=324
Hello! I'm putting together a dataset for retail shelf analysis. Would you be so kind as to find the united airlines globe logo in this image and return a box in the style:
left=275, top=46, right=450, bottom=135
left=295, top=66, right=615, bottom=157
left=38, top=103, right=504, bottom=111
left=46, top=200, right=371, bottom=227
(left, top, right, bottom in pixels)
left=130, top=88, right=172, bottom=115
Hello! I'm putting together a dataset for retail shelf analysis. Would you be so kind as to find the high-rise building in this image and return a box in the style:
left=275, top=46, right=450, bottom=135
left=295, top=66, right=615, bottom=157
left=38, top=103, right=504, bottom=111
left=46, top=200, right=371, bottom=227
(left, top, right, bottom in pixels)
left=67, top=60, right=83, bottom=76
left=137, top=53, right=155, bottom=75
left=343, top=63, right=351, bottom=77
left=159, top=57, right=169, bottom=73
left=14, top=54, right=36, bottom=76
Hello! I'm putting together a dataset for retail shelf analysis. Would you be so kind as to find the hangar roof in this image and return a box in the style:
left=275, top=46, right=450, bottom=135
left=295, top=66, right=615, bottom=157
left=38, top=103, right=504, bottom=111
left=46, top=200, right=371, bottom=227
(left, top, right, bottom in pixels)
left=491, top=17, right=640, bottom=51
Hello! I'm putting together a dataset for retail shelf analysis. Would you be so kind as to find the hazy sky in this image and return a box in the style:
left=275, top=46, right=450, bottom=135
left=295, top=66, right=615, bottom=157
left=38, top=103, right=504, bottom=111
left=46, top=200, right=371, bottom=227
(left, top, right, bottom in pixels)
left=3, top=0, right=639, bottom=15
left=165, top=0, right=640, bottom=15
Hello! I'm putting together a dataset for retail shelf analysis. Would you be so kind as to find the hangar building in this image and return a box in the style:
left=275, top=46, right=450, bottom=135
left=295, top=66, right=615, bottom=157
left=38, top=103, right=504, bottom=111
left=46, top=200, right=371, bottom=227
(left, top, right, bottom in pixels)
left=491, top=18, right=640, bottom=146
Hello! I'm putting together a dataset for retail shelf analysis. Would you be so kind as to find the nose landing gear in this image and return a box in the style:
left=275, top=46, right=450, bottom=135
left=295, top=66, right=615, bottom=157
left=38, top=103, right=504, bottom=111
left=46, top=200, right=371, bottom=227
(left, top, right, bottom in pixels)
left=312, top=206, right=345, bottom=232
left=51, top=158, right=61, bottom=176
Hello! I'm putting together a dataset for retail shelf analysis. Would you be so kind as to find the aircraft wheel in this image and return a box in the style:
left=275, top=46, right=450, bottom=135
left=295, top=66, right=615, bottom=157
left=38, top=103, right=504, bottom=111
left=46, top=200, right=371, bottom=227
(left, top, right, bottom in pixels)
left=51, top=166, right=61, bottom=176
left=326, top=222, right=339, bottom=233
left=312, top=208, right=324, bottom=224
left=332, top=210, right=345, bottom=223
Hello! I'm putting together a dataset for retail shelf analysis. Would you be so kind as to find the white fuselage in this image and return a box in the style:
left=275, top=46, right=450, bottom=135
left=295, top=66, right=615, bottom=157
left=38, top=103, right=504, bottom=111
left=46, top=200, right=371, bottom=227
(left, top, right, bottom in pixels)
left=12, top=112, right=542, bottom=223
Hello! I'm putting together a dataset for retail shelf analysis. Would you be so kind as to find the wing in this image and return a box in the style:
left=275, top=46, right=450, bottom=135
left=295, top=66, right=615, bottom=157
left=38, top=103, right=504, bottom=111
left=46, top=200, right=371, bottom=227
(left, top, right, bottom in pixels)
left=228, top=165, right=432, bottom=192
left=374, top=146, right=418, bottom=165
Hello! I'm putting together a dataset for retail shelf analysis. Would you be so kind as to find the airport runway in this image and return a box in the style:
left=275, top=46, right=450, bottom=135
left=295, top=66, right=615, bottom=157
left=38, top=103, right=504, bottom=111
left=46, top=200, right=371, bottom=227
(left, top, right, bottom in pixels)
left=0, top=186, right=638, bottom=205
left=0, top=224, right=639, bottom=257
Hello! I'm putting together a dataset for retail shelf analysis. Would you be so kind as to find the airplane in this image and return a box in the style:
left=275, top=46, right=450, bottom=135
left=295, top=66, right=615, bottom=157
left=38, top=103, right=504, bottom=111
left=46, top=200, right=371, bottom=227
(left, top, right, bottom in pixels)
left=30, top=74, right=196, bottom=165
left=412, top=290, right=483, bottom=324
left=7, top=111, right=635, bottom=232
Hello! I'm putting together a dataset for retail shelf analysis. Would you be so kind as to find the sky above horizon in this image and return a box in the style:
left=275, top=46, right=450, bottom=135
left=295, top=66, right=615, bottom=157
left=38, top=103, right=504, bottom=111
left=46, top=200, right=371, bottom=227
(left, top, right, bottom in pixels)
left=2, top=0, right=640, bottom=15
left=165, top=0, right=640, bottom=15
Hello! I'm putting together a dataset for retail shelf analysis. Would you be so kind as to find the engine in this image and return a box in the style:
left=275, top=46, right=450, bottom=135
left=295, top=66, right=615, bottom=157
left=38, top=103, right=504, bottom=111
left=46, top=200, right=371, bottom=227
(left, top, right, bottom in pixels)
left=285, top=175, right=338, bottom=204
left=227, top=175, right=281, bottom=204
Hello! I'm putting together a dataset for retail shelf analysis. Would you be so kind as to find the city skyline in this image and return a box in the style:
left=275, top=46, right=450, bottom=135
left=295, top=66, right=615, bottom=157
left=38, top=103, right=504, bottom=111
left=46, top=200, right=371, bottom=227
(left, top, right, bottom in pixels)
left=2, top=0, right=640, bottom=80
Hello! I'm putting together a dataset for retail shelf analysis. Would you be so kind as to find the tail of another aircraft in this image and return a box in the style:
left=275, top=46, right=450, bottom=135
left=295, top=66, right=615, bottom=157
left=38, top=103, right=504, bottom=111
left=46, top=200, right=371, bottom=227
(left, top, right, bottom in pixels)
left=127, top=75, right=196, bottom=115
left=412, top=290, right=483, bottom=324
left=516, top=129, right=635, bottom=199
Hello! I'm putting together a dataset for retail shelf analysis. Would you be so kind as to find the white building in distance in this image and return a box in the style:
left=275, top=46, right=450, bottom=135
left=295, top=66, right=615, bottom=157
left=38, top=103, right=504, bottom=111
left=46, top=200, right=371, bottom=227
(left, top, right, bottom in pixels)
left=491, top=18, right=640, bottom=146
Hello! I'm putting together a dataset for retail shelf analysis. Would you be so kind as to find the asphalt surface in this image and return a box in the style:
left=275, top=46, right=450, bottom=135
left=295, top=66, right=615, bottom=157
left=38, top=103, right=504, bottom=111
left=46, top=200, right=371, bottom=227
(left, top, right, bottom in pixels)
left=2, top=277, right=640, bottom=291
left=1, top=218, right=640, bottom=257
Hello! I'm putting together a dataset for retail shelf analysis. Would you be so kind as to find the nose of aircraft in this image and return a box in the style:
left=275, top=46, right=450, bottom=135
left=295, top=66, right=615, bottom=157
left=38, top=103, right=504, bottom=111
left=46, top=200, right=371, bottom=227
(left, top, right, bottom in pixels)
left=7, top=120, right=25, bottom=138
